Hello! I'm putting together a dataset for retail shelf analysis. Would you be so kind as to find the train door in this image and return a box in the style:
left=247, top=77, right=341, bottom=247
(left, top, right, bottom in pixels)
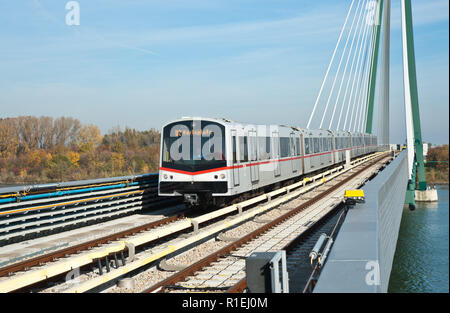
left=272, top=131, right=281, bottom=177
left=300, top=133, right=305, bottom=175
left=350, top=135, right=354, bottom=158
left=327, top=137, right=333, bottom=164
left=290, top=133, right=298, bottom=173
left=320, top=137, right=325, bottom=165
left=231, top=130, right=239, bottom=186
left=249, top=130, right=259, bottom=183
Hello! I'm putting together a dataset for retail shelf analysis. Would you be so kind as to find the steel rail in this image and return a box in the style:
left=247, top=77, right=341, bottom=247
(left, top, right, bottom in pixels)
left=143, top=154, right=389, bottom=293
left=0, top=213, right=184, bottom=278
left=1, top=152, right=384, bottom=292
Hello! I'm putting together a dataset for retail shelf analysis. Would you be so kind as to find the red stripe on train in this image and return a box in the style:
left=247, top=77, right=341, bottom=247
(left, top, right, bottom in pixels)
left=160, top=145, right=376, bottom=175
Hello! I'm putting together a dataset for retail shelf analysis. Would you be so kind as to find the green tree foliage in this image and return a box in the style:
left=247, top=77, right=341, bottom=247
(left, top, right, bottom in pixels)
left=0, top=116, right=160, bottom=183
left=425, top=144, right=449, bottom=184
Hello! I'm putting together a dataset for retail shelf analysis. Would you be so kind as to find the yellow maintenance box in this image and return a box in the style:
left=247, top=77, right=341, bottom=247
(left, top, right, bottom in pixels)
left=344, top=190, right=365, bottom=204
left=344, top=190, right=365, bottom=198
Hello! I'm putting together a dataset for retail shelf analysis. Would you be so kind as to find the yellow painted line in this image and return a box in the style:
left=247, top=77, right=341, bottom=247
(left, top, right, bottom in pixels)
left=0, top=193, right=20, bottom=198
left=167, top=245, right=176, bottom=253
left=0, top=241, right=126, bottom=293
left=0, top=190, right=144, bottom=216
left=55, top=181, right=131, bottom=192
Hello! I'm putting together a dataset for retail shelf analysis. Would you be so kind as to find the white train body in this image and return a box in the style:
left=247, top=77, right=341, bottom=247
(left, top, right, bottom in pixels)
left=158, top=117, right=377, bottom=205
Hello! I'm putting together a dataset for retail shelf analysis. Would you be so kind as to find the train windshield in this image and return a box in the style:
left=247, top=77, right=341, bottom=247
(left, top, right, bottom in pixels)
left=161, top=120, right=226, bottom=172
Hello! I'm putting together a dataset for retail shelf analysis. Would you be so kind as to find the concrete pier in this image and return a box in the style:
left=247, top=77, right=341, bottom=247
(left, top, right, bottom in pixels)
left=415, top=189, right=438, bottom=202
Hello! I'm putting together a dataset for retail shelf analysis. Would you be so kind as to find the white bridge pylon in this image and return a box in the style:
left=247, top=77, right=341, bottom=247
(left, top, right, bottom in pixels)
left=306, top=0, right=384, bottom=134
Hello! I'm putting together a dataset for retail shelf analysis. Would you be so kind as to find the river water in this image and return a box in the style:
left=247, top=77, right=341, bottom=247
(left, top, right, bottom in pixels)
left=388, top=185, right=449, bottom=293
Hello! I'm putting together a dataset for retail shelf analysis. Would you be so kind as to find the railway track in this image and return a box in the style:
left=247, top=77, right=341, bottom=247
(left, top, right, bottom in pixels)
left=143, top=152, right=391, bottom=293
left=0, top=151, right=391, bottom=293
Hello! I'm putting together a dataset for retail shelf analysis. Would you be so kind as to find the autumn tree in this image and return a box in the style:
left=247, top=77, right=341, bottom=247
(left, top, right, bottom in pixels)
left=0, top=116, right=161, bottom=183
left=77, top=124, right=102, bottom=152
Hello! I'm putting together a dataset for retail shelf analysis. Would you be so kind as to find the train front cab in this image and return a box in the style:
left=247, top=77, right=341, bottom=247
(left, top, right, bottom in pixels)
left=158, top=118, right=230, bottom=205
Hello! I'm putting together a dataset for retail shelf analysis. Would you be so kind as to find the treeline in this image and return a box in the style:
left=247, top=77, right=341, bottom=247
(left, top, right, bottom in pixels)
left=425, top=144, right=449, bottom=184
left=0, top=116, right=160, bottom=184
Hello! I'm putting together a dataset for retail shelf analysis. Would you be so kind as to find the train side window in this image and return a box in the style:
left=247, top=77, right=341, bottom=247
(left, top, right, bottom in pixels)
left=272, top=135, right=280, bottom=159
left=289, top=137, right=294, bottom=156
left=258, top=136, right=270, bottom=160
left=239, top=137, right=248, bottom=162
left=232, top=136, right=237, bottom=164
left=280, top=137, right=290, bottom=158
left=257, top=137, right=264, bottom=160
left=305, top=138, right=310, bottom=155
left=296, top=138, right=300, bottom=155
left=244, top=136, right=249, bottom=162
left=250, top=136, right=257, bottom=161
left=314, top=138, right=320, bottom=153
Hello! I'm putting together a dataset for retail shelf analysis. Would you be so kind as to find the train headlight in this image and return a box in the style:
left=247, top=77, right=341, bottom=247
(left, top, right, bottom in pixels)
left=220, top=174, right=226, bottom=179
left=163, top=174, right=168, bottom=179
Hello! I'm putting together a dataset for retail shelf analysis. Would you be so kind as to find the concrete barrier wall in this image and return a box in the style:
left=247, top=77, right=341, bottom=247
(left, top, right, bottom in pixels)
left=314, top=151, right=408, bottom=293
left=377, top=152, right=409, bottom=292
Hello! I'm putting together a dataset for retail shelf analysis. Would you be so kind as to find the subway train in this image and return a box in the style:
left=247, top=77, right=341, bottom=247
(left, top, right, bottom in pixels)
left=158, top=117, right=378, bottom=207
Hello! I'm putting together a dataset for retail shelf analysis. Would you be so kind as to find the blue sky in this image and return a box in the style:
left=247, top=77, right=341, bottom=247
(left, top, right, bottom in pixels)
left=0, top=0, right=448, bottom=144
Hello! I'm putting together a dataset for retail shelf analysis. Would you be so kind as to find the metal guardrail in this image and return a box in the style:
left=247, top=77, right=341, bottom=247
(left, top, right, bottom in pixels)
left=0, top=173, right=180, bottom=244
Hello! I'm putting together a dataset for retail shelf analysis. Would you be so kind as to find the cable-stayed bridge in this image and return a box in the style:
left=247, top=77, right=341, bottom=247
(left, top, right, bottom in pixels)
left=0, top=0, right=438, bottom=294
left=306, top=0, right=435, bottom=208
